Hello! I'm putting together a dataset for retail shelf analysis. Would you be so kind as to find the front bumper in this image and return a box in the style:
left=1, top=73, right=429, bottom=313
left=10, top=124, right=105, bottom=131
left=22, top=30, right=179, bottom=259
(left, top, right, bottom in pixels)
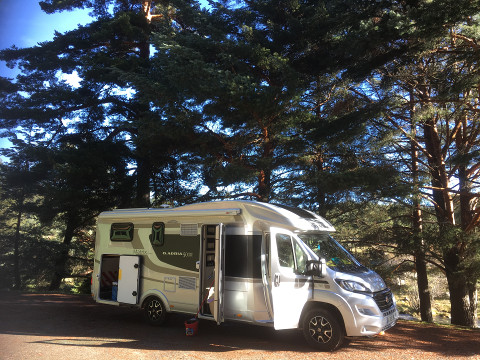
left=344, top=289, right=398, bottom=337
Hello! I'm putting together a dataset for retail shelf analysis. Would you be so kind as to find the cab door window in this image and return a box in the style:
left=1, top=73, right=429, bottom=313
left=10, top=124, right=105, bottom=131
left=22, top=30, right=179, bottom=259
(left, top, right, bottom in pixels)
left=293, top=240, right=308, bottom=275
left=276, top=234, right=295, bottom=269
left=276, top=233, right=308, bottom=274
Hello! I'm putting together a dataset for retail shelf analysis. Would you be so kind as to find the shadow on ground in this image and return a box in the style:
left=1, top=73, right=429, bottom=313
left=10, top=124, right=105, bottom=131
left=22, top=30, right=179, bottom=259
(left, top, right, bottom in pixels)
left=0, top=291, right=479, bottom=357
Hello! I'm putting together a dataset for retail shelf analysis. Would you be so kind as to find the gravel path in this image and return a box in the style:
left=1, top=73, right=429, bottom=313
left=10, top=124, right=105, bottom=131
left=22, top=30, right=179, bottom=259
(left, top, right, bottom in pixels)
left=0, top=291, right=479, bottom=359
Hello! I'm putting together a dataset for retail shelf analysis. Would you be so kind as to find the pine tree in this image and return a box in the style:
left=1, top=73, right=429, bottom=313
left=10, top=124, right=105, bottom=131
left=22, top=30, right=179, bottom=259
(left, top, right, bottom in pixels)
left=141, top=1, right=309, bottom=202
left=373, top=24, right=480, bottom=326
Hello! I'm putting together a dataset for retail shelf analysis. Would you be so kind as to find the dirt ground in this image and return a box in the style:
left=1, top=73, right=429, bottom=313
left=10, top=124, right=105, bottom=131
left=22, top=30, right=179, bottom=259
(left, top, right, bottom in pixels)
left=0, top=291, right=479, bottom=360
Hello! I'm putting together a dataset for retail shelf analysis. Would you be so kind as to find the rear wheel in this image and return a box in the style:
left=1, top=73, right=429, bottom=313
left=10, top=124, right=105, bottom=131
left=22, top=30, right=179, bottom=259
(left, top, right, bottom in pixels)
left=302, top=308, right=344, bottom=351
left=143, top=297, right=166, bottom=326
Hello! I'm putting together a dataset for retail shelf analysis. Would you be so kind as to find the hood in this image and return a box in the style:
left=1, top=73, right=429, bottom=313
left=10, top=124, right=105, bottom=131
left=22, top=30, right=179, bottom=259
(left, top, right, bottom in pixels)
left=355, top=270, right=387, bottom=292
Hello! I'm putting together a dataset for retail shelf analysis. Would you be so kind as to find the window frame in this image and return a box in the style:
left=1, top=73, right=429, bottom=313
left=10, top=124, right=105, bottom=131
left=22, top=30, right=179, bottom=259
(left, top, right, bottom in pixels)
left=276, top=233, right=296, bottom=270
left=150, top=222, right=165, bottom=246
left=275, top=232, right=309, bottom=275
left=110, top=223, right=134, bottom=242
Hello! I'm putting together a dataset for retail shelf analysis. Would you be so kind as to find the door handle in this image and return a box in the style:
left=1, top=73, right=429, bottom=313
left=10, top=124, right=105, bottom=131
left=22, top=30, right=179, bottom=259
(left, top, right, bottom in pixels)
left=274, top=273, right=281, bottom=287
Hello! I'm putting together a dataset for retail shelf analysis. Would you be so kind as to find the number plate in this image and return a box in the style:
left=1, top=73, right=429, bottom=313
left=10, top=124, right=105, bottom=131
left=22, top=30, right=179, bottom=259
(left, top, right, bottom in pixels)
left=383, top=310, right=398, bottom=327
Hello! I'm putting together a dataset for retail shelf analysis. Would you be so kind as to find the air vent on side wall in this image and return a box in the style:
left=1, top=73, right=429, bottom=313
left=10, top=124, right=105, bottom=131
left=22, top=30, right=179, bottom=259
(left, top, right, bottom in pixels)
left=180, top=223, right=198, bottom=236
left=179, top=276, right=196, bottom=290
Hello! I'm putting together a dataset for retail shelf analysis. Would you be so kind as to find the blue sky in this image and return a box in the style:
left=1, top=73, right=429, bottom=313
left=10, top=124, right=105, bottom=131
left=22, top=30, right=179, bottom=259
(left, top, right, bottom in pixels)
left=0, top=0, right=92, bottom=78
left=0, top=0, right=92, bottom=151
left=0, top=0, right=209, bottom=153
left=0, top=0, right=210, bottom=77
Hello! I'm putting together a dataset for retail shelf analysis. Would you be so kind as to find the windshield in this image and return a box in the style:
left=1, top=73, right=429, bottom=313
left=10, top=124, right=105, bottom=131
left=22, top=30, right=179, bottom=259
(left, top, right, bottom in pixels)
left=298, top=233, right=367, bottom=273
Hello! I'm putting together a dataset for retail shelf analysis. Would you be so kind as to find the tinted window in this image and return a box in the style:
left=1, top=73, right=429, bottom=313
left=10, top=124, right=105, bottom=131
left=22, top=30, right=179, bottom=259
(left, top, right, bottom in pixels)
left=276, top=233, right=308, bottom=274
left=225, top=235, right=262, bottom=279
left=294, top=240, right=308, bottom=274
left=276, top=234, right=295, bottom=269
left=151, top=222, right=165, bottom=246
left=110, top=223, right=134, bottom=242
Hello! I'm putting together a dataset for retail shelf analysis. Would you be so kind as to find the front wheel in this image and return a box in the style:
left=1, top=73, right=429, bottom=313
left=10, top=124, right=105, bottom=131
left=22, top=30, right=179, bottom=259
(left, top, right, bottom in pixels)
left=302, top=308, right=345, bottom=351
left=143, top=297, right=166, bottom=326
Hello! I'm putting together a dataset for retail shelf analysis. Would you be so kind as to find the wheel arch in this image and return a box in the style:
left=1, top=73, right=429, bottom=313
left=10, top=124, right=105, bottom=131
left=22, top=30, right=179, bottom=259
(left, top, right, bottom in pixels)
left=140, top=290, right=170, bottom=311
left=300, top=301, right=346, bottom=334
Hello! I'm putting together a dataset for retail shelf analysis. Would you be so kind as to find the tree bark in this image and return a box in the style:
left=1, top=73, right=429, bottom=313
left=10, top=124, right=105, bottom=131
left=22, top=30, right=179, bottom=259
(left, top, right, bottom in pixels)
left=256, top=126, right=274, bottom=202
left=314, top=149, right=328, bottom=218
left=135, top=154, right=151, bottom=207
left=423, top=117, right=455, bottom=225
left=454, top=114, right=478, bottom=327
left=412, top=177, right=433, bottom=323
left=13, top=196, right=23, bottom=289
left=415, top=251, right=433, bottom=322
left=410, top=92, right=433, bottom=322
left=445, top=267, right=477, bottom=327
left=422, top=113, right=476, bottom=327
left=49, top=217, right=76, bottom=290
left=132, top=6, right=153, bottom=208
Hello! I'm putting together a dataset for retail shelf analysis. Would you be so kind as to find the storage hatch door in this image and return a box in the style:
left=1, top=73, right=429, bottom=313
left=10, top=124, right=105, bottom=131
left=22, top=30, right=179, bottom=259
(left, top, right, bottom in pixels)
left=117, top=255, right=140, bottom=304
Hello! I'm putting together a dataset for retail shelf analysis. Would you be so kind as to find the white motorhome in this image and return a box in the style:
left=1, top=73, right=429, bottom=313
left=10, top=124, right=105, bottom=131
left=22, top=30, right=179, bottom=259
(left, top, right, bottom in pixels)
left=91, top=200, right=397, bottom=350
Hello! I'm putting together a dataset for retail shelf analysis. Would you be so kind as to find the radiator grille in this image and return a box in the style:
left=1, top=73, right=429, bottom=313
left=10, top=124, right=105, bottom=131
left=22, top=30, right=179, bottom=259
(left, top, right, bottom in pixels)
left=373, top=288, right=395, bottom=312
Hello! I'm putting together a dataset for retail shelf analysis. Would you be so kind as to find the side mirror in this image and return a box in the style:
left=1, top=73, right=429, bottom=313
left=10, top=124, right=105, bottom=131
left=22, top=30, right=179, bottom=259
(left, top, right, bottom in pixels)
left=306, top=259, right=327, bottom=278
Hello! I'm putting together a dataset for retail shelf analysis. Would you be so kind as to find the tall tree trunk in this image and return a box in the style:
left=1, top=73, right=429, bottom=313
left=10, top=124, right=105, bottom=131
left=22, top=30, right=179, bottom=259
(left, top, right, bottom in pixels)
left=13, top=191, right=24, bottom=289
left=412, top=175, right=433, bottom=323
left=135, top=153, right=151, bottom=207
left=133, top=6, right=153, bottom=208
left=423, top=114, right=476, bottom=327
left=468, top=285, right=478, bottom=328
left=445, top=266, right=477, bottom=327
left=257, top=125, right=273, bottom=202
left=313, top=95, right=328, bottom=218
left=315, top=152, right=327, bottom=218
left=257, top=169, right=271, bottom=202
left=454, top=114, right=478, bottom=327
left=415, top=250, right=433, bottom=322
left=49, top=217, right=76, bottom=290
left=410, top=92, right=433, bottom=322
left=423, top=117, right=455, bottom=225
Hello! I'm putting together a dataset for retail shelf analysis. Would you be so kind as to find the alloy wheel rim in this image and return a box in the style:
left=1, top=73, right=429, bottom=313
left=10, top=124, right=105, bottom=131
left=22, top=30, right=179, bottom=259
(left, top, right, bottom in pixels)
left=308, top=315, right=333, bottom=343
left=147, top=300, right=162, bottom=320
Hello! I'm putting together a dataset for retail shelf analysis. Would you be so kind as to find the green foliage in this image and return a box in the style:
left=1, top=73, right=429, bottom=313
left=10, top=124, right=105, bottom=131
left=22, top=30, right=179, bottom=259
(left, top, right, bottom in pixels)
left=0, top=211, right=55, bottom=289
left=0, top=0, right=479, bottom=327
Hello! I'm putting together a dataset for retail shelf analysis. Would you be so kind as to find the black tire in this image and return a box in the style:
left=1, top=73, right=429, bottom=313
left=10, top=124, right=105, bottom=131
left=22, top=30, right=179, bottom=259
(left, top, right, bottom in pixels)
left=302, top=308, right=345, bottom=351
left=143, top=297, right=167, bottom=326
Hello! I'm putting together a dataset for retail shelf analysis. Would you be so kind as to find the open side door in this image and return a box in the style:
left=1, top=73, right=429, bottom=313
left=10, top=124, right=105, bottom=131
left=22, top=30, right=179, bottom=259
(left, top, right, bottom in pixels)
left=260, top=233, right=274, bottom=322
left=117, top=255, right=140, bottom=304
left=200, top=224, right=225, bottom=324
left=270, top=227, right=311, bottom=330
left=213, top=224, right=225, bottom=324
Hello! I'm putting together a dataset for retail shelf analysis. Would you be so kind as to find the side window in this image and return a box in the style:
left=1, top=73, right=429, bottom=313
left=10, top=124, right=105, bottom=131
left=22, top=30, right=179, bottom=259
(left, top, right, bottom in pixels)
left=110, top=223, right=134, bottom=242
left=150, top=222, right=165, bottom=246
left=294, top=240, right=308, bottom=274
left=276, top=234, right=295, bottom=269
left=276, top=233, right=309, bottom=274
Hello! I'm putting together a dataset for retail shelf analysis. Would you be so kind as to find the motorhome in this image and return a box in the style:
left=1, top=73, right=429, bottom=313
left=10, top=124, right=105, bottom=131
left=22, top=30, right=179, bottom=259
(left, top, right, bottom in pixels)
left=91, top=200, right=398, bottom=350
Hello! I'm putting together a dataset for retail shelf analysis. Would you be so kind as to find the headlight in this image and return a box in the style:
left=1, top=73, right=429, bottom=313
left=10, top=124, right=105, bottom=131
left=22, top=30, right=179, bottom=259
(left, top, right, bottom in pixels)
left=336, top=279, right=371, bottom=294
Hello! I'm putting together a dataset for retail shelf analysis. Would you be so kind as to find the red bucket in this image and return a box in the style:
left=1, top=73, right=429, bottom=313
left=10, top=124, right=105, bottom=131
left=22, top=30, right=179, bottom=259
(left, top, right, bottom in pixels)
left=185, top=318, right=199, bottom=336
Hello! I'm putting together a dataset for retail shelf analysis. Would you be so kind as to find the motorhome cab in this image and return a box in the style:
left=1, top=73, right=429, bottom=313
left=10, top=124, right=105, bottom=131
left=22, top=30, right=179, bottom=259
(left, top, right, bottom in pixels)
left=91, top=200, right=398, bottom=351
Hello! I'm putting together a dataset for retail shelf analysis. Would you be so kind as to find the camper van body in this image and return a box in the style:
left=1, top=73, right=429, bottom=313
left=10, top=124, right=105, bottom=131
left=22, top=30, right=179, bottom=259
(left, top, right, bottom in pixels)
left=91, top=200, right=397, bottom=350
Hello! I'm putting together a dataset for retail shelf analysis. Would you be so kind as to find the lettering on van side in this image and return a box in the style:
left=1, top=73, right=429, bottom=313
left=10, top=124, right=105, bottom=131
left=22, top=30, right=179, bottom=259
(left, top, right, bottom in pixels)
left=134, top=249, right=150, bottom=255
left=162, top=251, right=194, bottom=258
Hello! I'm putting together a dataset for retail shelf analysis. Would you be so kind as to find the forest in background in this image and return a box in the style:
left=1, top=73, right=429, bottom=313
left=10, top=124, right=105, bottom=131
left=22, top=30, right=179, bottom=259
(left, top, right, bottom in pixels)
left=0, top=0, right=479, bottom=327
